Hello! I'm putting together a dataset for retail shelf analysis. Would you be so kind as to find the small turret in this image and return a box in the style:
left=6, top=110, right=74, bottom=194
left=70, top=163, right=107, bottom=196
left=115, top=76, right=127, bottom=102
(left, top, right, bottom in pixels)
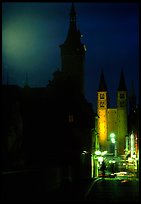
left=118, top=69, right=127, bottom=91
left=98, top=70, right=107, bottom=92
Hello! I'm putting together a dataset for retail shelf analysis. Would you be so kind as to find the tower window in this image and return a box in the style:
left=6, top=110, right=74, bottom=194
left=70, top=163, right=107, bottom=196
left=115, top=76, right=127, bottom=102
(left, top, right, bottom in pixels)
left=100, top=101, right=105, bottom=107
left=120, top=101, right=125, bottom=107
left=69, top=113, right=74, bottom=123
left=100, top=93, right=105, bottom=99
left=120, top=93, right=125, bottom=99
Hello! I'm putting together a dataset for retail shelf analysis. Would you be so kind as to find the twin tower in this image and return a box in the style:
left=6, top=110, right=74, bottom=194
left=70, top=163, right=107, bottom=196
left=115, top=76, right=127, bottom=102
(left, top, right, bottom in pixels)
left=97, top=70, right=128, bottom=156
left=60, top=4, right=128, bottom=156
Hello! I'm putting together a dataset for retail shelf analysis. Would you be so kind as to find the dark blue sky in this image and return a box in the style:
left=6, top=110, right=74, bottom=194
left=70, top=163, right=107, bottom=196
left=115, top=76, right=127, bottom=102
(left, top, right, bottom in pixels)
left=2, top=2, right=139, bottom=111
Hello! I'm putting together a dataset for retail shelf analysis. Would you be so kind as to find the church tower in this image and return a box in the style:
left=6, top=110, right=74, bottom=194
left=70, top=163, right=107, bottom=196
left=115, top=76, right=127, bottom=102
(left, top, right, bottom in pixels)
left=117, top=70, right=128, bottom=155
left=59, top=3, right=86, bottom=94
left=97, top=70, right=108, bottom=151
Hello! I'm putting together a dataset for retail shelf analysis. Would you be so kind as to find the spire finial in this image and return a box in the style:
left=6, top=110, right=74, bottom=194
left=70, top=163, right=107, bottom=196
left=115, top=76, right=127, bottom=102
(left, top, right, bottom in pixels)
left=98, top=68, right=107, bottom=91
left=71, top=2, right=75, bottom=13
left=118, top=69, right=127, bottom=91
left=70, top=2, right=76, bottom=23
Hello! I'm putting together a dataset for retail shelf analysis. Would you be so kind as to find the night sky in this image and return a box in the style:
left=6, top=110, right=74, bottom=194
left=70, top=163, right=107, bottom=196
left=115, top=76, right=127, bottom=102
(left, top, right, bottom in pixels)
left=2, top=2, right=139, bottom=111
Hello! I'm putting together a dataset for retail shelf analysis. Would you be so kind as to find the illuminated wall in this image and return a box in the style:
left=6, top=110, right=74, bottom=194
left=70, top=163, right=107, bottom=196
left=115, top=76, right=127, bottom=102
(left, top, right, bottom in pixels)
left=107, top=108, right=117, bottom=153
left=117, top=91, right=128, bottom=155
left=97, top=90, right=128, bottom=156
left=97, top=92, right=108, bottom=151
left=107, top=109, right=117, bottom=138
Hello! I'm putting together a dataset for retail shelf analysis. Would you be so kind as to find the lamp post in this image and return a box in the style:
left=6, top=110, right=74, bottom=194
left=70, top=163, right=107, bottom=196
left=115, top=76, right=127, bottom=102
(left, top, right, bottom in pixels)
left=91, top=126, right=99, bottom=178
left=110, top=133, right=117, bottom=157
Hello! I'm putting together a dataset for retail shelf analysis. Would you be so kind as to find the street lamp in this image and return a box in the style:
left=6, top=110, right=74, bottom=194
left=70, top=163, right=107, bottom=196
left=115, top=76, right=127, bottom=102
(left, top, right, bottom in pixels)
left=110, top=133, right=117, bottom=157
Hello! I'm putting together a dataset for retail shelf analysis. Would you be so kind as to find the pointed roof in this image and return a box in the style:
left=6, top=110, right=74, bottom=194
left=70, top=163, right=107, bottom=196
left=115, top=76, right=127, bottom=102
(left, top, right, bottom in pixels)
left=61, top=3, right=82, bottom=46
left=98, top=70, right=107, bottom=91
left=70, top=2, right=76, bottom=18
left=118, top=69, right=127, bottom=91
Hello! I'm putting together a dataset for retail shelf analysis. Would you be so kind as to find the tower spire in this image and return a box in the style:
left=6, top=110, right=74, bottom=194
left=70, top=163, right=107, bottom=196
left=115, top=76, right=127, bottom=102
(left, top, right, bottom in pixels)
left=59, top=3, right=85, bottom=94
left=98, top=69, right=107, bottom=91
left=65, top=3, right=79, bottom=44
left=118, top=69, right=127, bottom=91
left=70, top=3, right=76, bottom=26
left=70, top=3, right=75, bottom=16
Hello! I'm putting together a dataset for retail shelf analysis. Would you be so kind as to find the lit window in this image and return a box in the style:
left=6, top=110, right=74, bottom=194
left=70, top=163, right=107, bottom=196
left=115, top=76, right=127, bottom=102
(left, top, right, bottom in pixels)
left=69, top=113, right=74, bottom=123
left=100, top=101, right=104, bottom=107
left=100, top=93, right=105, bottom=99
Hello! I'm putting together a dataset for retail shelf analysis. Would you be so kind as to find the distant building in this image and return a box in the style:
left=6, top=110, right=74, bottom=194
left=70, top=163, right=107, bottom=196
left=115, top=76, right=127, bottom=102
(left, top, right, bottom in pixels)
left=97, top=70, right=128, bottom=156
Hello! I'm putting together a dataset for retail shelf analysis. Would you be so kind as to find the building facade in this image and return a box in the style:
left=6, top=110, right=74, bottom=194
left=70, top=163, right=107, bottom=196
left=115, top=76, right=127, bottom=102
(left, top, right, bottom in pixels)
left=97, top=70, right=128, bottom=156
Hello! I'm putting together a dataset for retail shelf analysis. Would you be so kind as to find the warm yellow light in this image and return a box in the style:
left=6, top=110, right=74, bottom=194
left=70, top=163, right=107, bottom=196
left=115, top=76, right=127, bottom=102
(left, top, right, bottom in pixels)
left=99, top=122, right=106, bottom=142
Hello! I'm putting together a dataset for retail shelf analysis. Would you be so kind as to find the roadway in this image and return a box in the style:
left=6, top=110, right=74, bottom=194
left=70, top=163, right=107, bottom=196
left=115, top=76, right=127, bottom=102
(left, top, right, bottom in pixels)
left=1, top=170, right=139, bottom=202
left=85, top=176, right=139, bottom=202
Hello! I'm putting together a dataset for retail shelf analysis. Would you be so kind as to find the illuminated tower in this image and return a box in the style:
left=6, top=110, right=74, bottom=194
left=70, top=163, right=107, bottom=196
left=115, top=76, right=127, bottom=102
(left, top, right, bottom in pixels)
left=59, top=3, right=86, bottom=94
left=97, top=70, right=108, bottom=151
left=117, top=70, right=128, bottom=155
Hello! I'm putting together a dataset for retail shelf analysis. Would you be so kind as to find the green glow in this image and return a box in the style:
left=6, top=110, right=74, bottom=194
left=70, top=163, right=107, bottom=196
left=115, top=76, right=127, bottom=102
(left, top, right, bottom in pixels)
left=110, top=133, right=116, bottom=143
left=97, top=156, right=103, bottom=163
left=111, top=138, right=115, bottom=143
left=109, top=160, right=115, bottom=163
left=2, top=13, right=45, bottom=70
left=110, top=133, right=115, bottom=138
left=3, top=19, right=32, bottom=59
left=101, top=151, right=107, bottom=156
left=95, top=150, right=101, bottom=155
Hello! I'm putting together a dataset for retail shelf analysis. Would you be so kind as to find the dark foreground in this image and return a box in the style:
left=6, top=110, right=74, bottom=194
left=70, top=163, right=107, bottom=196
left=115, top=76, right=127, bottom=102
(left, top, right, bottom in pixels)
left=1, top=170, right=139, bottom=203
